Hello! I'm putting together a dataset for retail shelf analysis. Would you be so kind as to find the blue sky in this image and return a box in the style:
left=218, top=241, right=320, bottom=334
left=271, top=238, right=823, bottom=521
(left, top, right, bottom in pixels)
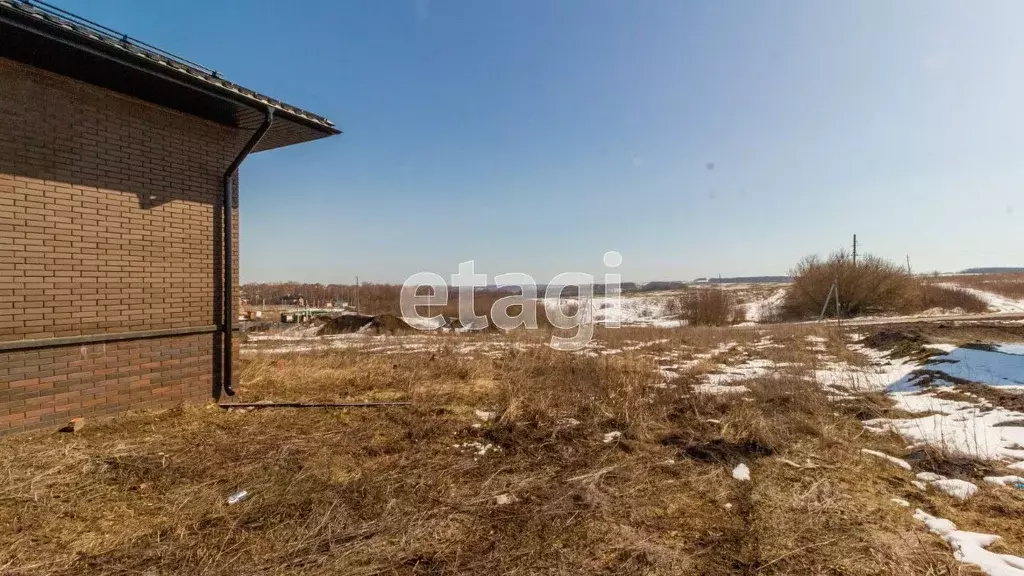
left=57, top=0, right=1024, bottom=283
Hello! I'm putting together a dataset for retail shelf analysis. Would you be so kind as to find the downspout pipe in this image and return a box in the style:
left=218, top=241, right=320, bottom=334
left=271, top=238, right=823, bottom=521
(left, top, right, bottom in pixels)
left=222, top=108, right=274, bottom=396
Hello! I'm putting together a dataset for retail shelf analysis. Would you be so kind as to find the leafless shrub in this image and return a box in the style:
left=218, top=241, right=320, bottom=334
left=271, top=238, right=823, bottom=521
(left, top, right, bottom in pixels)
left=783, top=251, right=987, bottom=319
left=680, top=289, right=743, bottom=326
left=731, top=304, right=747, bottom=324
left=783, top=251, right=917, bottom=318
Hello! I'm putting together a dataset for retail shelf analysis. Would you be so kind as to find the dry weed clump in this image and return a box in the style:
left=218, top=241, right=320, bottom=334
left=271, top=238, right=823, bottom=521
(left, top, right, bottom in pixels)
left=489, top=348, right=665, bottom=441
left=678, top=288, right=744, bottom=326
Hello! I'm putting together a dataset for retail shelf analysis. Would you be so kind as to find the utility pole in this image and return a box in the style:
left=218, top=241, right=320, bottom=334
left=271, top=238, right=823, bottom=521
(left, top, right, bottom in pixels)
left=852, top=234, right=857, bottom=267
left=355, top=275, right=361, bottom=314
left=906, top=255, right=912, bottom=275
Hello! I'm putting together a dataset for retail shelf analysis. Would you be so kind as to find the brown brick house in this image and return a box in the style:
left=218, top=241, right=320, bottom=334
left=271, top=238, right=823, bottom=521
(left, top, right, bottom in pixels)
left=0, top=1, right=339, bottom=434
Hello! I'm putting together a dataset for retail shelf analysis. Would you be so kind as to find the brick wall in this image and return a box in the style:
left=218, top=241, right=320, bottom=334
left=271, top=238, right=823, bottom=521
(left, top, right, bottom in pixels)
left=0, top=334, right=216, bottom=434
left=0, top=57, right=244, bottom=433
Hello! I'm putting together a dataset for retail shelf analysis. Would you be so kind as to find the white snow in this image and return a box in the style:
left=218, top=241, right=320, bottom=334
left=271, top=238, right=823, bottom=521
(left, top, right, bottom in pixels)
left=866, top=392, right=1024, bottom=461
left=454, top=442, right=500, bottom=457
left=602, top=431, right=622, bottom=443
left=704, top=359, right=775, bottom=386
left=695, top=383, right=750, bottom=395
left=891, top=497, right=911, bottom=507
left=931, top=478, right=979, bottom=501
left=543, top=294, right=678, bottom=327
left=914, top=509, right=1024, bottom=576
left=860, top=449, right=912, bottom=470
left=912, top=471, right=980, bottom=501
left=916, top=472, right=946, bottom=483
left=847, top=336, right=1024, bottom=471
left=812, top=344, right=919, bottom=393
left=732, top=463, right=751, bottom=481
left=983, top=475, right=1024, bottom=487
left=741, top=288, right=788, bottom=323
left=914, top=346, right=1024, bottom=388
left=805, top=335, right=828, bottom=352
left=937, top=284, right=1024, bottom=314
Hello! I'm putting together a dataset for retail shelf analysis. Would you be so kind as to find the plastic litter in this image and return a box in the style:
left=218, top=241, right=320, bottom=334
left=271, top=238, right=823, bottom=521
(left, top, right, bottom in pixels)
left=227, top=490, right=249, bottom=505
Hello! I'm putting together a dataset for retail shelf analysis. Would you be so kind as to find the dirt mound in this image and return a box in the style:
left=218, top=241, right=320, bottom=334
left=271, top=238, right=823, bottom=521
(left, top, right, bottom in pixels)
left=317, top=313, right=417, bottom=336
left=860, top=328, right=932, bottom=358
left=861, top=329, right=923, bottom=350
left=372, top=314, right=417, bottom=334
left=318, top=314, right=376, bottom=335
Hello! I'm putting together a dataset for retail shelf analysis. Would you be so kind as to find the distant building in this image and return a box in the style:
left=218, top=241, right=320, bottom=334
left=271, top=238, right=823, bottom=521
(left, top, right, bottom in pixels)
left=277, top=295, right=306, bottom=307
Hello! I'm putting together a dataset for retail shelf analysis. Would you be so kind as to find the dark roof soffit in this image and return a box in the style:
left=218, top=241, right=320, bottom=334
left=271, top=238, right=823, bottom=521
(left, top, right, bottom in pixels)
left=0, top=0, right=340, bottom=151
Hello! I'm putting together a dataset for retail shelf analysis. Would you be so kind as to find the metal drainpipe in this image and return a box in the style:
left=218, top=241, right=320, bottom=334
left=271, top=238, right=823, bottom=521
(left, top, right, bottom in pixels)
left=223, top=108, right=274, bottom=396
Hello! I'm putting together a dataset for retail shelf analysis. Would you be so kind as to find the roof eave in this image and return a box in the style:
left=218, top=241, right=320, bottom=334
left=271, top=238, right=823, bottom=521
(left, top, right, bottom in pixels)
left=0, top=0, right=340, bottom=150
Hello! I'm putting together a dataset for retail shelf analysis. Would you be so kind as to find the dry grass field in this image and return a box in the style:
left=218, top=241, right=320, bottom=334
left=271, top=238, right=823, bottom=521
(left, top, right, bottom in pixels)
left=930, top=273, right=1024, bottom=301
left=2, top=323, right=1024, bottom=575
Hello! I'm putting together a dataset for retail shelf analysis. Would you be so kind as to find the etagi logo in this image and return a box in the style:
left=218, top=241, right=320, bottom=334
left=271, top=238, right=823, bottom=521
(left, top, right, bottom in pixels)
left=399, top=251, right=623, bottom=351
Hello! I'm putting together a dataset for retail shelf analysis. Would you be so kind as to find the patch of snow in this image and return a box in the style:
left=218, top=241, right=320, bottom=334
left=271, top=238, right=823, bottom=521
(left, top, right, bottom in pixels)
left=805, top=335, right=829, bottom=352
left=983, top=475, right=1024, bottom=487
left=913, top=471, right=980, bottom=500
left=937, top=284, right=1024, bottom=314
left=814, top=350, right=919, bottom=392
left=891, top=497, right=911, bottom=507
left=914, top=346, right=1024, bottom=388
left=867, top=392, right=1024, bottom=460
left=861, top=449, right=912, bottom=470
left=732, top=463, right=751, bottom=481
left=454, top=442, right=500, bottom=457
left=703, top=358, right=775, bottom=386
left=696, top=383, right=749, bottom=395
left=914, top=509, right=1024, bottom=576
left=544, top=294, right=679, bottom=327
left=742, top=288, right=787, bottom=323
left=752, top=336, right=780, bottom=349
left=911, top=480, right=928, bottom=490
left=932, top=479, right=979, bottom=501
left=602, top=431, right=622, bottom=443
